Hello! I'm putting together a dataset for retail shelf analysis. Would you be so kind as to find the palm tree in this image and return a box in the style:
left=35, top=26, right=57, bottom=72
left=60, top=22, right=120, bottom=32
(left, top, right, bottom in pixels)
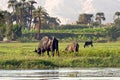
left=114, top=12, right=120, bottom=26
left=28, top=0, right=37, bottom=29
left=47, top=17, right=61, bottom=28
left=8, top=0, right=17, bottom=13
left=8, top=0, right=21, bottom=25
left=114, top=11, right=120, bottom=19
left=95, top=12, right=105, bottom=24
left=0, top=11, right=4, bottom=23
left=78, top=14, right=87, bottom=24
left=1, top=11, right=11, bottom=23
left=0, top=10, right=6, bottom=39
left=77, top=13, right=93, bottom=24
left=1, top=11, right=12, bottom=39
left=115, top=12, right=120, bottom=18
left=33, top=6, right=48, bottom=39
left=20, top=0, right=26, bottom=2
left=28, top=0, right=37, bottom=15
left=16, top=0, right=28, bottom=27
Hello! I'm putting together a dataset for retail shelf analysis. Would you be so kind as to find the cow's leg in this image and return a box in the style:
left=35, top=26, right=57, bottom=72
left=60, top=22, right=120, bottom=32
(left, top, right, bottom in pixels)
left=76, top=47, right=78, bottom=52
left=91, top=44, right=93, bottom=47
left=73, top=48, right=76, bottom=52
left=37, top=48, right=41, bottom=56
left=84, top=45, right=86, bottom=48
left=56, top=50, right=60, bottom=56
left=47, top=50, right=50, bottom=57
left=41, top=49, right=44, bottom=56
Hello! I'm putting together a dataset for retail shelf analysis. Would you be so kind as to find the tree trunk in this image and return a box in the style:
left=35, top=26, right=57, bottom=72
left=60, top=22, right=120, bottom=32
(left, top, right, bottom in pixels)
left=29, top=8, right=33, bottom=30
left=37, top=16, right=41, bottom=40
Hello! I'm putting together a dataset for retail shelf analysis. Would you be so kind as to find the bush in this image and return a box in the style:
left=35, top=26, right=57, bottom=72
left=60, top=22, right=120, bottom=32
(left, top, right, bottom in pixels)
left=0, top=24, right=6, bottom=40
left=11, top=24, right=22, bottom=40
left=107, top=26, right=120, bottom=41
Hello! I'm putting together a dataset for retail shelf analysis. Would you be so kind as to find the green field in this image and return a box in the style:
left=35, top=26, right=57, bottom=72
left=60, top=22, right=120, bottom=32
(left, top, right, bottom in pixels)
left=0, top=42, right=120, bottom=69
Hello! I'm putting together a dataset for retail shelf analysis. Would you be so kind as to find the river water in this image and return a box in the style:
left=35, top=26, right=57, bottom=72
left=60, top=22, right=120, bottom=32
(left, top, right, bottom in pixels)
left=0, top=68, right=120, bottom=80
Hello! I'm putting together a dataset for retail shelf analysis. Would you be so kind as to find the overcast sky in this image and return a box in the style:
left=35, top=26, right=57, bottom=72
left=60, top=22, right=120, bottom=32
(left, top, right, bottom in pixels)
left=0, top=0, right=120, bottom=24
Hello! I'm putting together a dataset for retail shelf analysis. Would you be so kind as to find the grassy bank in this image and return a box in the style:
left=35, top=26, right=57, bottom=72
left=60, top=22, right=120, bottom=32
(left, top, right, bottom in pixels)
left=22, top=28, right=107, bottom=42
left=0, top=42, right=120, bottom=69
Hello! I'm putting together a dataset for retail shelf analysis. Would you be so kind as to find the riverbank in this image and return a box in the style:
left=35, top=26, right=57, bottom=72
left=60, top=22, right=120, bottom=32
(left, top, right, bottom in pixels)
left=0, top=42, right=120, bottom=69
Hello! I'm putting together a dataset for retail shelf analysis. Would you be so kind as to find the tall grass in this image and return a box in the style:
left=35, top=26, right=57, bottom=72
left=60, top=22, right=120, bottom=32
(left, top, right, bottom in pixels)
left=0, top=42, right=120, bottom=69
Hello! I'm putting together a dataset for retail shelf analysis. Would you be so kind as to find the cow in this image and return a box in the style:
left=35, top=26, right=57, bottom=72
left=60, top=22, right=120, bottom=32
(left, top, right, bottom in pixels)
left=65, top=41, right=79, bottom=52
left=84, top=41, right=93, bottom=48
left=34, top=36, right=59, bottom=57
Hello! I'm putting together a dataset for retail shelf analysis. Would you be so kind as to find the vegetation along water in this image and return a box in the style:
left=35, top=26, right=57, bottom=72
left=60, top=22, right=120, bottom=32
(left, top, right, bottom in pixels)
left=0, top=0, right=120, bottom=69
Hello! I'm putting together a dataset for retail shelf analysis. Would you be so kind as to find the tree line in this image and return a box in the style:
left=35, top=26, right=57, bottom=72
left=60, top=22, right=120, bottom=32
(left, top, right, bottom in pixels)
left=76, top=12, right=120, bottom=27
left=0, top=0, right=60, bottom=40
left=0, top=0, right=120, bottom=41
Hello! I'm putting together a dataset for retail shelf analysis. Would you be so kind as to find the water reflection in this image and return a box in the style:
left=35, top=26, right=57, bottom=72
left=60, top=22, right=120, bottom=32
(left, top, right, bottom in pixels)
left=0, top=68, right=120, bottom=80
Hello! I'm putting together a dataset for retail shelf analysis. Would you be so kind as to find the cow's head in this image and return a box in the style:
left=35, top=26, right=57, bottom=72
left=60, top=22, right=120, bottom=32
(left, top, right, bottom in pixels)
left=34, top=48, right=41, bottom=55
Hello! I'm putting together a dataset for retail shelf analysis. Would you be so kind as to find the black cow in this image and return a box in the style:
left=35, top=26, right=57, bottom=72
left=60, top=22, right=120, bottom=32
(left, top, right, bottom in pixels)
left=84, top=41, right=93, bottom=48
left=34, top=36, right=59, bottom=57
left=65, top=41, right=79, bottom=52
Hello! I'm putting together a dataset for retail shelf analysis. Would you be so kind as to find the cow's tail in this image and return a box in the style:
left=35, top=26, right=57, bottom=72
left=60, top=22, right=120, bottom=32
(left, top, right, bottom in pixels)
left=34, top=48, right=37, bottom=52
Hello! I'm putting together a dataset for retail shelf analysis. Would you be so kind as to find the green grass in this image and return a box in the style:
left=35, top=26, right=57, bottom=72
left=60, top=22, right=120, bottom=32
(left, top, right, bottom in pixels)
left=0, top=42, right=120, bottom=69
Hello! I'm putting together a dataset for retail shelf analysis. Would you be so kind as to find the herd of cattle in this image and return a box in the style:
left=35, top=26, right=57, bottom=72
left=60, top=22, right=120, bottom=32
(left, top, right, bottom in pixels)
left=34, top=36, right=93, bottom=57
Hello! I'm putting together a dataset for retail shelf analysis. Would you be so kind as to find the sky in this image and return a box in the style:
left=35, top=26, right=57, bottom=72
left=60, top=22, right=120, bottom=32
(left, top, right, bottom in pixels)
left=0, top=0, right=120, bottom=24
